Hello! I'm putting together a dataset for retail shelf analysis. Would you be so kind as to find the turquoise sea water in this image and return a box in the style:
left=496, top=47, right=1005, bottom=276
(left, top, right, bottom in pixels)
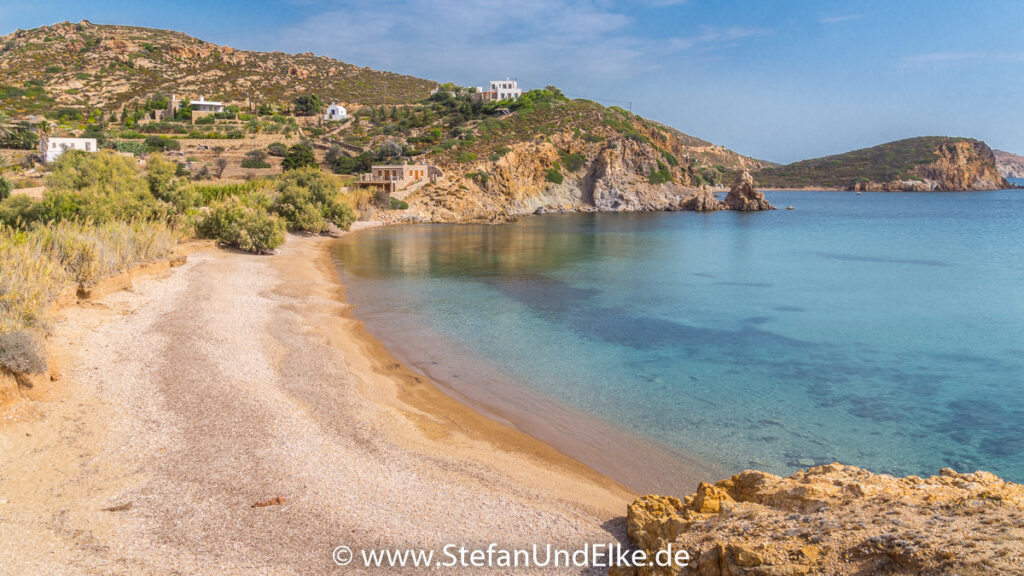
left=331, top=190, right=1024, bottom=489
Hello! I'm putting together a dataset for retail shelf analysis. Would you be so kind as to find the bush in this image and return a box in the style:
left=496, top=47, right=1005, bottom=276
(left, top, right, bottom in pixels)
left=560, top=153, right=586, bottom=172
left=0, top=177, right=10, bottom=201
left=267, top=142, right=288, bottom=157
left=545, top=165, right=563, bottom=184
left=281, top=144, right=317, bottom=171
left=272, top=167, right=356, bottom=232
left=144, top=135, right=180, bottom=151
left=649, top=161, right=673, bottom=185
left=456, top=151, right=477, bottom=163
left=389, top=198, right=409, bottom=210
left=113, top=140, right=149, bottom=155
left=241, top=150, right=271, bottom=169
left=333, top=153, right=371, bottom=175
left=42, top=151, right=158, bottom=224
left=196, top=197, right=285, bottom=254
left=0, top=331, right=48, bottom=374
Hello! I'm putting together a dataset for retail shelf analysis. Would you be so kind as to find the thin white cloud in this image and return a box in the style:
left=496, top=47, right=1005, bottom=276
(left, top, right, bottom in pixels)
left=274, top=0, right=764, bottom=91
left=820, top=14, right=864, bottom=24
left=668, top=26, right=770, bottom=51
left=902, top=51, right=1024, bottom=67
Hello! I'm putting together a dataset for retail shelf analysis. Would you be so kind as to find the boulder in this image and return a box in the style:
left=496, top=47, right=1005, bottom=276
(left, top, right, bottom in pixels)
left=723, top=171, right=775, bottom=211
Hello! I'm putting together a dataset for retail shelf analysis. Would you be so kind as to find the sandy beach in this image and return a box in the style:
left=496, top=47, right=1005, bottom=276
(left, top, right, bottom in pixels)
left=0, top=233, right=634, bottom=575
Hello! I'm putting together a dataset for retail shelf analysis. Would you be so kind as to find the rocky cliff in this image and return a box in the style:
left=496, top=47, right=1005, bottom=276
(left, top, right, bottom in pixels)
left=994, top=149, right=1024, bottom=180
left=756, top=137, right=1010, bottom=191
left=400, top=129, right=772, bottom=223
left=613, top=464, right=1024, bottom=576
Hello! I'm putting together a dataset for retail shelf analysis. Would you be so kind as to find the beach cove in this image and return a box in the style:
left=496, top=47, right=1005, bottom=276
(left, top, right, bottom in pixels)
left=0, top=233, right=633, bottom=575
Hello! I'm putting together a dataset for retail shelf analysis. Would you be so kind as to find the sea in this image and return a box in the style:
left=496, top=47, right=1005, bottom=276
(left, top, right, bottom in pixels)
left=331, top=189, right=1024, bottom=493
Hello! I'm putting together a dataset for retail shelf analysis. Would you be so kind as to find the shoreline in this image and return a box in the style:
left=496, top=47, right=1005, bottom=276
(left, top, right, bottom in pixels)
left=329, top=228, right=721, bottom=494
left=0, top=232, right=637, bottom=574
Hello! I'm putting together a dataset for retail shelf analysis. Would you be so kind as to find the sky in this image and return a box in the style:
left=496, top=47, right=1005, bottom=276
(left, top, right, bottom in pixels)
left=2, top=1, right=1022, bottom=163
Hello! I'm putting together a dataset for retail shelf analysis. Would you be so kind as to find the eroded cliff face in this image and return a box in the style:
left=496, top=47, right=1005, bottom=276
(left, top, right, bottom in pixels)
left=403, top=133, right=770, bottom=222
left=851, top=140, right=1009, bottom=192
left=613, top=464, right=1024, bottom=576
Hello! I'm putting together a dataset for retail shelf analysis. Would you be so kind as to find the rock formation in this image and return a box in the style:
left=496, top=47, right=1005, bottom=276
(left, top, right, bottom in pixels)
left=723, top=171, right=775, bottom=211
left=613, top=464, right=1024, bottom=576
left=680, top=185, right=723, bottom=212
left=993, top=149, right=1024, bottom=180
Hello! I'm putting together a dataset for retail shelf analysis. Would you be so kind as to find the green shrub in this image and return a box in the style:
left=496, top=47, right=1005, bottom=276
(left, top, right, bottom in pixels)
left=113, top=140, right=148, bottom=155
left=267, top=142, right=288, bottom=157
left=560, top=152, right=586, bottom=172
left=281, top=144, right=317, bottom=171
left=241, top=150, right=271, bottom=169
left=0, top=177, right=11, bottom=201
left=333, top=153, right=372, bottom=175
left=389, top=198, right=409, bottom=210
left=196, top=197, right=285, bottom=254
left=545, top=166, right=563, bottom=184
left=271, top=167, right=356, bottom=232
left=144, top=135, right=180, bottom=151
left=456, top=151, right=477, bottom=163
left=649, top=161, right=673, bottom=185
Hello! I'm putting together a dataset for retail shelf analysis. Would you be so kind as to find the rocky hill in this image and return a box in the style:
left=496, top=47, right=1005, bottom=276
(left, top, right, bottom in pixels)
left=614, top=463, right=1024, bottom=576
left=400, top=95, right=771, bottom=222
left=0, top=21, right=774, bottom=221
left=994, top=149, right=1024, bottom=179
left=0, top=20, right=434, bottom=114
left=755, top=137, right=1009, bottom=191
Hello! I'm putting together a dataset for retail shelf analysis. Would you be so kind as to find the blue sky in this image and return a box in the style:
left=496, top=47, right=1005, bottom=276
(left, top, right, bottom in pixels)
left=2, top=1, right=1022, bottom=163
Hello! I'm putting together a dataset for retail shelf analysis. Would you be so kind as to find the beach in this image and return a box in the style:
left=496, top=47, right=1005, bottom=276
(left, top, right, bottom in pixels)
left=0, top=233, right=633, bottom=575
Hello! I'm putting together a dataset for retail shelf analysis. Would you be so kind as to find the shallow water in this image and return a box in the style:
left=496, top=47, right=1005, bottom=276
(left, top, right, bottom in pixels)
left=331, top=190, right=1024, bottom=486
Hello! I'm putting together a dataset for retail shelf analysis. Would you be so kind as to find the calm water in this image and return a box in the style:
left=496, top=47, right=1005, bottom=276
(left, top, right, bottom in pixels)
left=332, top=191, right=1024, bottom=488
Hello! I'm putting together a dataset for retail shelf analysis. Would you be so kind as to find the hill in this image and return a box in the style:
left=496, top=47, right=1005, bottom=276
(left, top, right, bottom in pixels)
left=0, top=21, right=773, bottom=221
left=994, top=149, right=1024, bottom=179
left=755, top=137, right=1009, bottom=191
left=0, top=20, right=435, bottom=115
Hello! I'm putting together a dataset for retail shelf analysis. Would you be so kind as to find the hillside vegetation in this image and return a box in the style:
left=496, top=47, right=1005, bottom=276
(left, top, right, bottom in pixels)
left=0, top=21, right=434, bottom=115
left=755, top=137, right=1008, bottom=191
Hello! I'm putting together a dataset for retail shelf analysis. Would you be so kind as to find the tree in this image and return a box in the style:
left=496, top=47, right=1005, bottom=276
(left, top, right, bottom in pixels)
left=332, top=152, right=371, bottom=175
left=0, top=176, right=11, bottom=201
left=375, top=140, right=403, bottom=162
left=145, top=154, right=179, bottom=201
left=281, top=144, right=318, bottom=171
left=324, top=144, right=343, bottom=166
left=214, top=158, right=229, bottom=178
left=293, top=94, right=324, bottom=116
left=241, top=150, right=270, bottom=169
left=0, top=111, right=13, bottom=141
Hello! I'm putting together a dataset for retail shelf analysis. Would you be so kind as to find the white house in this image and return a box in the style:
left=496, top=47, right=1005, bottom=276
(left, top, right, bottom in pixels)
left=324, top=103, right=348, bottom=121
left=40, top=136, right=98, bottom=164
left=191, top=96, right=224, bottom=113
left=473, top=78, right=523, bottom=102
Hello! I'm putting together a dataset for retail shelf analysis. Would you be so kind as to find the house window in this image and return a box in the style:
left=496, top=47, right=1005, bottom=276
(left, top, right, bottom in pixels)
left=85, top=142, right=91, bottom=151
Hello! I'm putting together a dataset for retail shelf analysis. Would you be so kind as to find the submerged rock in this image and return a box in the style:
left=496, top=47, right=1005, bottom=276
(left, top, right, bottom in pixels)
left=723, top=171, right=775, bottom=211
left=615, top=463, right=1024, bottom=575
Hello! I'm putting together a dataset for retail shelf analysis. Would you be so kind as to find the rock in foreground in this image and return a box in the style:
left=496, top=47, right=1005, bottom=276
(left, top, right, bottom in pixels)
left=724, top=171, right=775, bottom=211
left=616, top=464, right=1024, bottom=576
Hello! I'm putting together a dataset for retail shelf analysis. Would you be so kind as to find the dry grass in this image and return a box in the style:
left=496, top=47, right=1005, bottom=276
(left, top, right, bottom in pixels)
left=0, top=219, right=179, bottom=335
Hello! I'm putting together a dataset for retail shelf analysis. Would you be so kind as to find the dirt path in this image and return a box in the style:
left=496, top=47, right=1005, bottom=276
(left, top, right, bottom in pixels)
left=0, top=235, right=633, bottom=575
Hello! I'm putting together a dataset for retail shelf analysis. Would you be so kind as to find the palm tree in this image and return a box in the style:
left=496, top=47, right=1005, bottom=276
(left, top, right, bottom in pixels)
left=36, top=120, right=52, bottom=137
left=0, top=111, right=14, bottom=141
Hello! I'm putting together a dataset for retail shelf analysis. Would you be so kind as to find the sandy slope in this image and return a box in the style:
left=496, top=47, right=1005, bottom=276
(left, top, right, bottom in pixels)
left=0, top=234, right=633, bottom=575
